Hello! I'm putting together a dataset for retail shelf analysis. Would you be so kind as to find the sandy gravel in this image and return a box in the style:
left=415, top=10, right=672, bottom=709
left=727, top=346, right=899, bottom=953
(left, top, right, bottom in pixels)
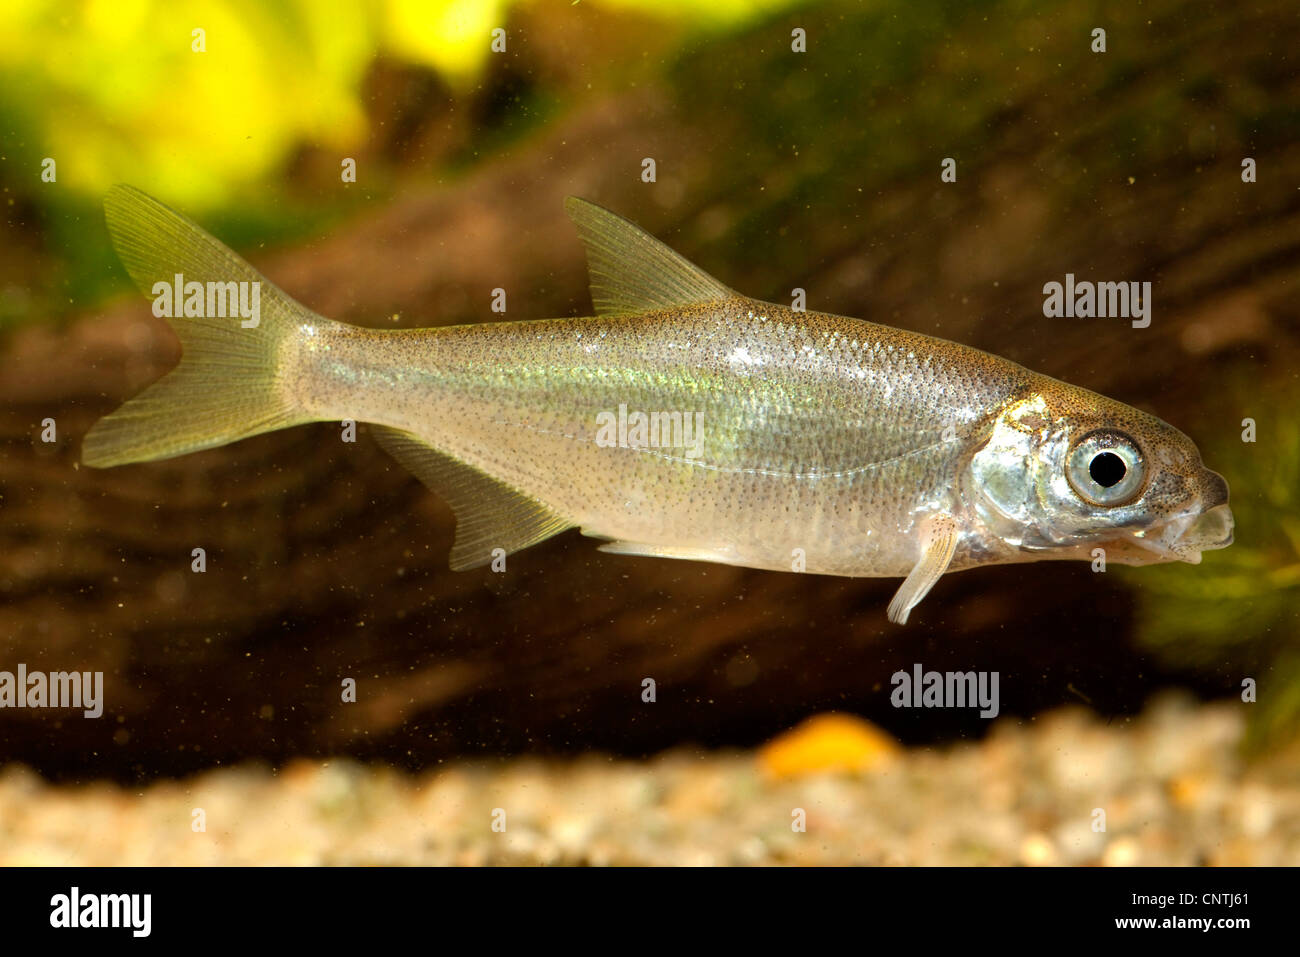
left=1, top=693, right=1296, bottom=866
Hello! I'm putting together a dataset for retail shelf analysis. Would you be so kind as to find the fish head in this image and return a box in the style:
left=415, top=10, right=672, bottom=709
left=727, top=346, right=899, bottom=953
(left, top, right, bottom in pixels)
left=967, top=384, right=1233, bottom=566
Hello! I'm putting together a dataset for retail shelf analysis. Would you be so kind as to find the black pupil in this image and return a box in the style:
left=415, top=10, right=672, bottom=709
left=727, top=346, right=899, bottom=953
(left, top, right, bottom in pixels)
left=1089, top=451, right=1127, bottom=488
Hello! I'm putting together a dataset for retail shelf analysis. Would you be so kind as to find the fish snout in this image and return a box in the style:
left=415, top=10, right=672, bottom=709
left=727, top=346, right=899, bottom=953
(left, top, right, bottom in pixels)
left=1202, top=469, right=1230, bottom=511
left=1183, top=468, right=1233, bottom=552
left=1134, top=470, right=1233, bottom=563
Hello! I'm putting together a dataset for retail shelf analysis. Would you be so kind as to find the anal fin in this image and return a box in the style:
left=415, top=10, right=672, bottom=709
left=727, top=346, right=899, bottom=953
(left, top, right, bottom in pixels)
left=372, top=426, right=572, bottom=570
left=595, top=539, right=741, bottom=565
left=887, top=514, right=958, bottom=625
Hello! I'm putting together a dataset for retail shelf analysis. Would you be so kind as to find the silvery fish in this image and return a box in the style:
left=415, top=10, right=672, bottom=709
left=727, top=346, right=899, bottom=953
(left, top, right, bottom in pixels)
left=84, top=186, right=1234, bottom=624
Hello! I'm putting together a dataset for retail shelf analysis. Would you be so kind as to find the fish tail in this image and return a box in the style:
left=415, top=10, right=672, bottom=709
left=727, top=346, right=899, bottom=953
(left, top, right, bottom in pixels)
left=83, top=186, right=315, bottom=467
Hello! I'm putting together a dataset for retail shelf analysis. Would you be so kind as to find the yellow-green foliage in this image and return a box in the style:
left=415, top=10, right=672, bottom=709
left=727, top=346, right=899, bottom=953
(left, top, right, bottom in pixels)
left=1130, top=373, right=1300, bottom=749
left=0, top=0, right=810, bottom=323
left=0, top=0, right=806, bottom=210
left=1, top=0, right=375, bottom=207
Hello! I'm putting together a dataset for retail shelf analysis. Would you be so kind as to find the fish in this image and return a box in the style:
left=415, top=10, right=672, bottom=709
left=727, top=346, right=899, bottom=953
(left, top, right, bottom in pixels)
left=84, top=185, right=1234, bottom=624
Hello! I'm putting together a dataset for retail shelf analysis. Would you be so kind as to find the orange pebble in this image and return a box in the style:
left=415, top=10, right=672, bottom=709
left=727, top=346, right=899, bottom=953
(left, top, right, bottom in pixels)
left=758, top=713, right=901, bottom=779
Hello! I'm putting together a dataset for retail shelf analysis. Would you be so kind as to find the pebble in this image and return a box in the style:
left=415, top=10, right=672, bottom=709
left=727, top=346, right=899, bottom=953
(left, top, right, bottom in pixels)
left=0, top=694, right=1295, bottom=865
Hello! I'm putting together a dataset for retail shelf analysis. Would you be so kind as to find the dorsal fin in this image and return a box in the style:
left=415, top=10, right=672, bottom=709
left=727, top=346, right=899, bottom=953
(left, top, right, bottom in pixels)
left=564, top=197, right=735, bottom=315
left=372, top=426, right=572, bottom=570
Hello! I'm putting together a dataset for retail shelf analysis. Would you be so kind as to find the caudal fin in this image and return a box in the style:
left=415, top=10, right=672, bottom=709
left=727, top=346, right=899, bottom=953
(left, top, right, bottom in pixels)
left=83, top=185, right=319, bottom=467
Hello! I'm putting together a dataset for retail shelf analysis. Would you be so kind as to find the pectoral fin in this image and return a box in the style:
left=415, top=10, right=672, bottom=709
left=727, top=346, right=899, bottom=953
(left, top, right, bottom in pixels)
left=887, top=514, right=959, bottom=625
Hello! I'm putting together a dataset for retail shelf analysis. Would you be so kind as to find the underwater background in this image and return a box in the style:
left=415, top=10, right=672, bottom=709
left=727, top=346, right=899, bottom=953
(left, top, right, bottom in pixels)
left=0, top=0, right=1297, bottom=864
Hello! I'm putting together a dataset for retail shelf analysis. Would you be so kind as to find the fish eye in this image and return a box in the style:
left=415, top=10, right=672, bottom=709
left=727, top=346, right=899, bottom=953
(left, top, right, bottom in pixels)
left=1066, top=431, right=1146, bottom=506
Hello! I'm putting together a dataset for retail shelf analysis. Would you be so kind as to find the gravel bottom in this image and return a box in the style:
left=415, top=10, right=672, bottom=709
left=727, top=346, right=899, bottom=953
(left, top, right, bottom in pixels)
left=2, top=693, right=1297, bottom=866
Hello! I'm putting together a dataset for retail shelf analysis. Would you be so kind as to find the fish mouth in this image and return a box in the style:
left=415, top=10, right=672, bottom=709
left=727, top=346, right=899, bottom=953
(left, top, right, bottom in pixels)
left=1185, top=502, right=1234, bottom=549
left=1126, top=503, right=1235, bottom=565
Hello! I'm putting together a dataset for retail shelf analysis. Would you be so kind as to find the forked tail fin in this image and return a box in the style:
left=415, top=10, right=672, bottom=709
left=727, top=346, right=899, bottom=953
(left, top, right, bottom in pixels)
left=83, top=185, right=320, bottom=467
